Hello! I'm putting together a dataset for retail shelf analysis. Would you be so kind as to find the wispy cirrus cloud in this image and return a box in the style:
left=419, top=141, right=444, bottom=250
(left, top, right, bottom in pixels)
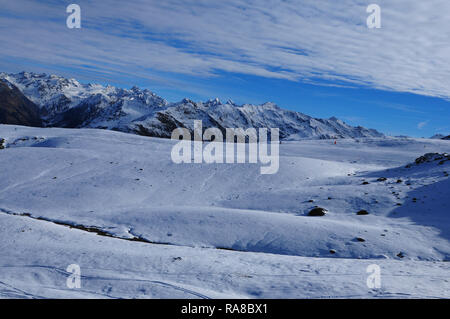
left=1, top=0, right=450, bottom=99
left=417, top=121, right=429, bottom=129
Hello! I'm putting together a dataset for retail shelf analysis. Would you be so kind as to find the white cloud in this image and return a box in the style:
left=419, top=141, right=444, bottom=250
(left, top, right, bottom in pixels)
left=417, top=121, right=429, bottom=129
left=1, top=0, right=450, bottom=99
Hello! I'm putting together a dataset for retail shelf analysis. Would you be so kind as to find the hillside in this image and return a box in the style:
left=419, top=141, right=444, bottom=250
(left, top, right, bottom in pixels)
left=0, top=80, right=42, bottom=127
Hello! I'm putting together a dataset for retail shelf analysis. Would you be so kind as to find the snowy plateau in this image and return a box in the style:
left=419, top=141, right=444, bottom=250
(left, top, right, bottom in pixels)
left=0, top=124, right=449, bottom=299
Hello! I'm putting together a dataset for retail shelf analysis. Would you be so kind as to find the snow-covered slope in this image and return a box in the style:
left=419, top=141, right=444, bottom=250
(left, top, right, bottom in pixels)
left=1, top=211, right=448, bottom=299
left=0, top=125, right=448, bottom=298
left=0, top=72, right=384, bottom=140
left=0, top=72, right=167, bottom=129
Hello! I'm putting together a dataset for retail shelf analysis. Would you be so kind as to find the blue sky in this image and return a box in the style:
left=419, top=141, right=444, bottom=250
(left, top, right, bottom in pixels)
left=0, top=0, right=449, bottom=137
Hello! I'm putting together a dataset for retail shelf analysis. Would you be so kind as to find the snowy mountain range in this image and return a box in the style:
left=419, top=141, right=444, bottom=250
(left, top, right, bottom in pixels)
left=0, top=72, right=384, bottom=140
left=431, top=134, right=450, bottom=140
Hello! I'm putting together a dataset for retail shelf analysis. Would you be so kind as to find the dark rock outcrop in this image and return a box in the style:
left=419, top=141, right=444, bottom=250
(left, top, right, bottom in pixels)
left=413, top=153, right=450, bottom=166
left=308, top=207, right=327, bottom=216
left=0, top=80, right=42, bottom=127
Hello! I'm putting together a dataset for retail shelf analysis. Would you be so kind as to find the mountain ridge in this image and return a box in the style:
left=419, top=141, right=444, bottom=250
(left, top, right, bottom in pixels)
left=0, top=71, right=385, bottom=140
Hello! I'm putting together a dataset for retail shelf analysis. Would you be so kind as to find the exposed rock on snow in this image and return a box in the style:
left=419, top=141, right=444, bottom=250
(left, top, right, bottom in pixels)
left=414, top=153, right=450, bottom=165
left=308, top=207, right=327, bottom=216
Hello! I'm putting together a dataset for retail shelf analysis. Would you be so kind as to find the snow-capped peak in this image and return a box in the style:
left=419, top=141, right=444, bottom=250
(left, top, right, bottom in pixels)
left=0, top=71, right=384, bottom=140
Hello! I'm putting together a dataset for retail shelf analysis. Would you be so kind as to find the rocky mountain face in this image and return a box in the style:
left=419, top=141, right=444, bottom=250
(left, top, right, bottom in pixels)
left=0, top=79, right=42, bottom=127
left=0, top=72, right=385, bottom=140
left=0, top=72, right=167, bottom=130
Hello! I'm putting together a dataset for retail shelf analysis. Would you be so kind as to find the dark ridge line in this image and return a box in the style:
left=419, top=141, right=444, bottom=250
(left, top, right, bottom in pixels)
left=0, top=209, right=174, bottom=246
left=0, top=208, right=245, bottom=253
